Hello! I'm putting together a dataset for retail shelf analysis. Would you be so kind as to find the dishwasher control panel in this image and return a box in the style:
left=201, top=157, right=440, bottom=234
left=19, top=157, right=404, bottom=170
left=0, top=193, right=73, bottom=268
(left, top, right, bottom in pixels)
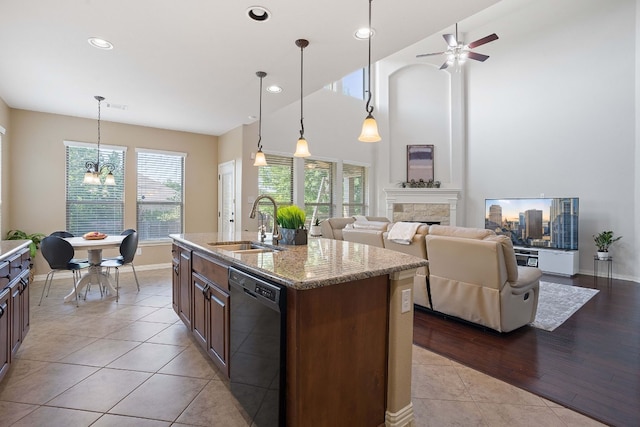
left=254, top=283, right=277, bottom=302
left=229, top=267, right=282, bottom=307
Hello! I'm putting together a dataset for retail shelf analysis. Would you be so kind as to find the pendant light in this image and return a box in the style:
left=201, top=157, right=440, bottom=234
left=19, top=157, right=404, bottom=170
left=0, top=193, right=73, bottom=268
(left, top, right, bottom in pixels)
left=358, top=0, right=381, bottom=142
left=83, top=95, right=116, bottom=185
left=293, top=38, right=311, bottom=157
left=253, top=71, right=268, bottom=167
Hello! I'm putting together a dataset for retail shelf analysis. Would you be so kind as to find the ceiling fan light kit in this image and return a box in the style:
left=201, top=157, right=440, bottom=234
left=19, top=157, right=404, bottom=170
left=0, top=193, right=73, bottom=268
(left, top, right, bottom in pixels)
left=416, top=23, right=498, bottom=70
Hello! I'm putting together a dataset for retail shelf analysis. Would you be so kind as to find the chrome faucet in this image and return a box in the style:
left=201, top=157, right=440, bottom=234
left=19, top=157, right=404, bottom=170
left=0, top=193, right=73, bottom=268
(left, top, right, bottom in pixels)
left=249, top=195, right=280, bottom=244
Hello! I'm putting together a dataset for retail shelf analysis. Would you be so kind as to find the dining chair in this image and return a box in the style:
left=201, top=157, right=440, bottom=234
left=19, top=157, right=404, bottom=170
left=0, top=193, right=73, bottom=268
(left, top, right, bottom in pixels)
left=49, top=231, right=88, bottom=278
left=100, top=231, right=140, bottom=301
left=50, top=231, right=74, bottom=238
left=39, top=236, right=90, bottom=307
left=121, top=228, right=136, bottom=236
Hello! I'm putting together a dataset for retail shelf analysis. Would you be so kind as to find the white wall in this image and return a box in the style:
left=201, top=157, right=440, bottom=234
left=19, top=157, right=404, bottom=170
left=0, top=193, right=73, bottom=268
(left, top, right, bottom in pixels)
left=375, top=0, right=638, bottom=281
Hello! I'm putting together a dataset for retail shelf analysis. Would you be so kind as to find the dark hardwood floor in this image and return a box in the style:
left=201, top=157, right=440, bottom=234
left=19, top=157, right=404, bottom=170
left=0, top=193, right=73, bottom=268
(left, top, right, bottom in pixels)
left=413, top=273, right=640, bottom=427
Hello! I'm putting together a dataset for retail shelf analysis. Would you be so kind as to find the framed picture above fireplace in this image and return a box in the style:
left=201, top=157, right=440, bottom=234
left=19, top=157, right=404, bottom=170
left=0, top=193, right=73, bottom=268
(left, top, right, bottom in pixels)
left=407, top=145, right=434, bottom=183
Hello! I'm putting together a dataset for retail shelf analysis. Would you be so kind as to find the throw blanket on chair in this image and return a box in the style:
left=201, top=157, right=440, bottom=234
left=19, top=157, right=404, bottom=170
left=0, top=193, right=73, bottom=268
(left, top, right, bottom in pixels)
left=387, top=222, right=421, bottom=245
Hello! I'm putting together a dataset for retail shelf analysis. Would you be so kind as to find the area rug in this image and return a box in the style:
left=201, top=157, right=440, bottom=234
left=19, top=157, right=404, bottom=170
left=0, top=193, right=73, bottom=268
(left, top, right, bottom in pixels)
left=529, top=281, right=599, bottom=331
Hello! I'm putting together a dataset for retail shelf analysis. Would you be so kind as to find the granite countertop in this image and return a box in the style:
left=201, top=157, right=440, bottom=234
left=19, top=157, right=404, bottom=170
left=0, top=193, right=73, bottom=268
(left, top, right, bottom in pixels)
left=171, top=232, right=428, bottom=290
left=0, top=240, right=32, bottom=261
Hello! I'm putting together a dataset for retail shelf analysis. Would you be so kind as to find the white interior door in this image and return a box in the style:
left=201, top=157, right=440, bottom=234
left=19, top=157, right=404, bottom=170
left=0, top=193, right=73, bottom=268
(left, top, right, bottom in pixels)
left=218, top=161, right=235, bottom=240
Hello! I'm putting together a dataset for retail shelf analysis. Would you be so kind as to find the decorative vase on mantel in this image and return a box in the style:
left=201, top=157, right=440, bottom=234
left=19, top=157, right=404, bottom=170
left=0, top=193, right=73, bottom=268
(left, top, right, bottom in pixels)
left=280, top=228, right=308, bottom=245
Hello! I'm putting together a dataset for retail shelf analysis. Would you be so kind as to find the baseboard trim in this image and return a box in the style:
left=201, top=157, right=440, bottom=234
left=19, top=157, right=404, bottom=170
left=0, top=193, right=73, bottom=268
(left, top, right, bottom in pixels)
left=385, top=402, right=414, bottom=427
left=33, top=263, right=171, bottom=282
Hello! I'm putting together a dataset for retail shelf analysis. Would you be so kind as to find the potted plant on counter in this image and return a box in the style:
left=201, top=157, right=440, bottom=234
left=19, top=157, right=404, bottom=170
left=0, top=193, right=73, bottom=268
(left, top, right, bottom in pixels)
left=277, top=205, right=307, bottom=245
left=593, top=230, right=622, bottom=260
left=310, top=217, right=322, bottom=237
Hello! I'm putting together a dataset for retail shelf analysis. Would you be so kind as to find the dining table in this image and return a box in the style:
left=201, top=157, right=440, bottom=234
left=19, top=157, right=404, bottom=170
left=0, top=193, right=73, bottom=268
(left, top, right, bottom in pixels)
left=63, top=235, right=125, bottom=302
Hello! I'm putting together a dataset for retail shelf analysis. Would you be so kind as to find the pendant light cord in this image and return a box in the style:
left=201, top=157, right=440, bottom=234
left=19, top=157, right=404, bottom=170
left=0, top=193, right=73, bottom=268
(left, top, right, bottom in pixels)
left=365, top=0, right=374, bottom=115
left=95, top=95, right=104, bottom=167
left=299, top=42, right=305, bottom=139
left=258, top=73, right=264, bottom=150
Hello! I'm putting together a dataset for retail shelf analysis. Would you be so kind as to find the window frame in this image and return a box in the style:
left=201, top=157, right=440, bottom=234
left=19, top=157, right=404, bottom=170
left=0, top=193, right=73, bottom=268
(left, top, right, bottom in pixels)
left=64, top=140, right=126, bottom=236
left=136, top=147, right=186, bottom=242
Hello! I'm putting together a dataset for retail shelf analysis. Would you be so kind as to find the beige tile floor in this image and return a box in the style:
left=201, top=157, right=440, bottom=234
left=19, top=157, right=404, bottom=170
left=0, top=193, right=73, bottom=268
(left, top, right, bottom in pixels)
left=0, top=268, right=605, bottom=426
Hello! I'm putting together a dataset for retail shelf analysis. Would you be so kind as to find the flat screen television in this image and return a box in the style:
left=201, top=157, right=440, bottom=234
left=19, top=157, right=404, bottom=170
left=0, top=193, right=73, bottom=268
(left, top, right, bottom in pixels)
left=485, top=197, right=579, bottom=250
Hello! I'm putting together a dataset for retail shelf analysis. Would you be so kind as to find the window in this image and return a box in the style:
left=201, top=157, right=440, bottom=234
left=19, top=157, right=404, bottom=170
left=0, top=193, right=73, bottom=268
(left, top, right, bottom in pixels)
left=343, top=163, right=366, bottom=216
left=65, top=141, right=125, bottom=235
left=137, top=149, right=185, bottom=241
left=304, top=159, right=333, bottom=225
left=325, top=68, right=366, bottom=100
left=257, top=154, right=293, bottom=232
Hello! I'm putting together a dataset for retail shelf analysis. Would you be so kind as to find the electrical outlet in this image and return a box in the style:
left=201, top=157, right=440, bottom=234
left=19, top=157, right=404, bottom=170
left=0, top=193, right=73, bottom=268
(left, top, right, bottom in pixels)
left=136, top=248, right=142, bottom=255
left=401, top=288, right=411, bottom=313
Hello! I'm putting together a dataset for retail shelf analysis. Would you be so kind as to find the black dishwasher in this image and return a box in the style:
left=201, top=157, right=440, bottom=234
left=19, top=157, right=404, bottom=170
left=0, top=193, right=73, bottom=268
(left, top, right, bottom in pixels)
left=228, top=267, right=286, bottom=426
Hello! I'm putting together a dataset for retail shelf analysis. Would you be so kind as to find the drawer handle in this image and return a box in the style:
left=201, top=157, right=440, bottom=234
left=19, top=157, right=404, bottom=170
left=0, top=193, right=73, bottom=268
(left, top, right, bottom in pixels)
left=20, top=277, right=29, bottom=294
left=202, top=283, right=210, bottom=300
left=0, top=305, right=4, bottom=319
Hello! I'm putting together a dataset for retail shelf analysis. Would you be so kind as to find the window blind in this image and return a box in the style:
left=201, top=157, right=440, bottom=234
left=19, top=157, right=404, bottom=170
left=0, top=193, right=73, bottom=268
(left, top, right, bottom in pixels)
left=65, top=144, right=125, bottom=235
left=257, top=154, right=293, bottom=232
left=137, top=150, right=185, bottom=241
left=343, top=163, right=366, bottom=216
left=304, top=159, right=333, bottom=225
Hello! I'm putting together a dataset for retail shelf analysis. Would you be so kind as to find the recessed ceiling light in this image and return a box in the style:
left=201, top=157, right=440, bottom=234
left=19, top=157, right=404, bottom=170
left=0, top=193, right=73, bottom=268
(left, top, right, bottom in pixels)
left=246, top=6, right=271, bottom=22
left=354, top=27, right=375, bottom=40
left=266, top=85, right=282, bottom=93
left=88, top=37, right=113, bottom=50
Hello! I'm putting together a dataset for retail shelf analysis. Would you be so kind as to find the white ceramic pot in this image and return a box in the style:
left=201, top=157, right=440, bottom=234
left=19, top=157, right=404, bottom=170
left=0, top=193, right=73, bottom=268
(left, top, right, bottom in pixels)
left=310, top=225, right=322, bottom=237
left=597, top=251, right=610, bottom=260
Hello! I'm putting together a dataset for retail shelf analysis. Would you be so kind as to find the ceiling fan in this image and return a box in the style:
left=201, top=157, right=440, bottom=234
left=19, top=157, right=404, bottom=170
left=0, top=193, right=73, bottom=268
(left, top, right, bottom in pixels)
left=416, top=24, right=498, bottom=70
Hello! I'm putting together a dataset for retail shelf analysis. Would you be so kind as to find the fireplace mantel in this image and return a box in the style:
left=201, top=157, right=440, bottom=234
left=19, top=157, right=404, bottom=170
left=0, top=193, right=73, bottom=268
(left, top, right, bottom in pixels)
left=383, top=187, right=461, bottom=226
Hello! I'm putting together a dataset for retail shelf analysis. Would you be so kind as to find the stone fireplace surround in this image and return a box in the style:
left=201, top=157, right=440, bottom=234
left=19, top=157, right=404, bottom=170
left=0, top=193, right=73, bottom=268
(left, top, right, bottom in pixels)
left=383, top=188, right=461, bottom=226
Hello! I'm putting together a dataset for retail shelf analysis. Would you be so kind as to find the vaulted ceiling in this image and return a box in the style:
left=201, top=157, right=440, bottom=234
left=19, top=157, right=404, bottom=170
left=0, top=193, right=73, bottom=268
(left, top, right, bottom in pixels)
left=0, top=0, right=501, bottom=135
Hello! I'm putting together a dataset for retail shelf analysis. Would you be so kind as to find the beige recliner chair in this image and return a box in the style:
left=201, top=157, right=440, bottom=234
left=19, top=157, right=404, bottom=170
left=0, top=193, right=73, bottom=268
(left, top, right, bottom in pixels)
left=422, top=225, right=541, bottom=332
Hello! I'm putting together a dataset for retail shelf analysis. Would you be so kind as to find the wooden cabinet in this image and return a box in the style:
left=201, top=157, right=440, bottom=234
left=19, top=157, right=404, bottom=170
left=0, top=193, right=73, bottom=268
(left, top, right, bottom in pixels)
left=0, top=287, right=10, bottom=382
left=0, top=246, right=31, bottom=383
left=192, top=253, right=229, bottom=377
left=171, top=243, right=192, bottom=328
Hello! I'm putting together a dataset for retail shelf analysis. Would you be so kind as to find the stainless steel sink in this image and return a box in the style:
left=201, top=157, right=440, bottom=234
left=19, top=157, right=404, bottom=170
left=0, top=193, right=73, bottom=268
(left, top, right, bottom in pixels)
left=208, top=242, right=283, bottom=254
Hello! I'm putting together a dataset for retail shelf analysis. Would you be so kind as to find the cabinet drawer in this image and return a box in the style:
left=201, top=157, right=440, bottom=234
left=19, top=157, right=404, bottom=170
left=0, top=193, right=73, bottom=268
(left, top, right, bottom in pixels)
left=192, top=253, right=228, bottom=291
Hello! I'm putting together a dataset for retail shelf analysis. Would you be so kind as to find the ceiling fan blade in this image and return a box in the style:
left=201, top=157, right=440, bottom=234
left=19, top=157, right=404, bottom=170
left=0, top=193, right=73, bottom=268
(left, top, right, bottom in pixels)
left=443, top=33, right=457, bottom=47
left=439, top=61, right=449, bottom=70
left=468, top=33, right=498, bottom=49
left=468, top=51, right=490, bottom=62
left=416, top=51, right=445, bottom=58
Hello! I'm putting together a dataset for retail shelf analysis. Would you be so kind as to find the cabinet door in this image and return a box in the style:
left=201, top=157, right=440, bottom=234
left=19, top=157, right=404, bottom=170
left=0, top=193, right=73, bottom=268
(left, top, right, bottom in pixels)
left=192, top=274, right=208, bottom=350
left=0, top=289, right=9, bottom=382
left=207, top=283, right=229, bottom=377
left=19, top=272, right=30, bottom=339
left=178, top=250, right=192, bottom=328
left=9, top=281, right=21, bottom=357
left=171, top=259, right=179, bottom=315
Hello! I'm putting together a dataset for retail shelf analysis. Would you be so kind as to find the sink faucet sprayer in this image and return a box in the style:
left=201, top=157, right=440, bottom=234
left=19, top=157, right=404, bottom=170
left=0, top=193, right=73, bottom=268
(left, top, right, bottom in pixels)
left=249, top=195, right=281, bottom=244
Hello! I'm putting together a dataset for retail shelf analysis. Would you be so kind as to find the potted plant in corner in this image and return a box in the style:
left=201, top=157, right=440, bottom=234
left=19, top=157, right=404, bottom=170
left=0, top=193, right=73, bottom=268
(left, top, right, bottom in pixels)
left=593, top=230, right=622, bottom=260
left=277, top=205, right=307, bottom=245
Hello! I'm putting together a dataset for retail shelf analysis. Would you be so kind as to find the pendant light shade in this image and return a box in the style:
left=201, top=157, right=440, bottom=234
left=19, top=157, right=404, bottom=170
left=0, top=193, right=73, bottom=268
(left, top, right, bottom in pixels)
left=358, top=0, right=381, bottom=143
left=294, top=137, right=311, bottom=157
left=293, top=39, right=311, bottom=157
left=253, top=150, right=267, bottom=166
left=359, top=113, right=381, bottom=142
left=83, top=95, right=116, bottom=185
left=253, top=71, right=268, bottom=167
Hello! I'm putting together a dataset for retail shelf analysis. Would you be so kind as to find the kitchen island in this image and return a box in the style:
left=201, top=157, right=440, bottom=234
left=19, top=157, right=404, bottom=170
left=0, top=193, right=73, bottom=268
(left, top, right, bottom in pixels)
left=171, top=232, right=427, bottom=427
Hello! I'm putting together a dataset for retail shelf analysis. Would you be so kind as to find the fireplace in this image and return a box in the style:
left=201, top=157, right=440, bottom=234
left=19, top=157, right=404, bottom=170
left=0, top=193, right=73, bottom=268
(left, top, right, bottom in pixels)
left=383, top=188, right=461, bottom=226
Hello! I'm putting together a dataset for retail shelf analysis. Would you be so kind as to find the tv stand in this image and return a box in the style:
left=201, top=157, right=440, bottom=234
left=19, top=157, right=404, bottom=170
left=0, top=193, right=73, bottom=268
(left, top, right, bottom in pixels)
left=514, top=247, right=578, bottom=276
